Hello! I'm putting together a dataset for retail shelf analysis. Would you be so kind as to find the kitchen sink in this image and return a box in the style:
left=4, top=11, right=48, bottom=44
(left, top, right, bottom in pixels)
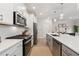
left=51, top=34, right=59, bottom=36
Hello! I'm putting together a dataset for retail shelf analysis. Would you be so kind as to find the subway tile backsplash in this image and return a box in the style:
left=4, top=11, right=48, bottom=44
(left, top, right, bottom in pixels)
left=0, top=25, right=25, bottom=41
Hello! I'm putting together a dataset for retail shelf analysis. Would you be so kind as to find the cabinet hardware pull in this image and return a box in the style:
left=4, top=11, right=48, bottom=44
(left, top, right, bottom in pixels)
left=14, top=55, right=16, bottom=56
left=6, top=54, right=9, bottom=56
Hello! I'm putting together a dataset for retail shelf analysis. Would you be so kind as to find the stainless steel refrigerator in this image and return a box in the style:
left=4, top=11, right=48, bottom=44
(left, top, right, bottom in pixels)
left=33, top=23, right=38, bottom=45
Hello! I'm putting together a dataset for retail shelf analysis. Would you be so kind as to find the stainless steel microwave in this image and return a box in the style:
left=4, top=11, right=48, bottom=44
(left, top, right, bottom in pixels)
left=13, top=11, right=26, bottom=26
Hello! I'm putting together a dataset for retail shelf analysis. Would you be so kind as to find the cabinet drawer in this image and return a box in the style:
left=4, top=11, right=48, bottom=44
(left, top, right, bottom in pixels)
left=8, top=41, right=22, bottom=54
left=62, top=44, right=79, bottom=56
left=62, top=51, right=68, bottom=56
left=0, top=51, right=6, bottom=56
left=14, top=41, right=22, bottom=49
left=0, top=41, right=22, bottom=56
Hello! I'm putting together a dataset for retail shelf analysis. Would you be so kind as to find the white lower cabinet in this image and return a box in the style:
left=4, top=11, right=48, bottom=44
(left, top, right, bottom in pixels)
left=0, top=41, right=23, bottom=56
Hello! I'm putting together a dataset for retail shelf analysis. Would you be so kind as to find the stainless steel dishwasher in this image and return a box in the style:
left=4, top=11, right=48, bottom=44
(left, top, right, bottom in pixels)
left=6, top=35, right=32, bottom=56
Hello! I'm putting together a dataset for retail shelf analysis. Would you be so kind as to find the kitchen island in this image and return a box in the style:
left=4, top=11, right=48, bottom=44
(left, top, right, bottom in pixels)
left=46, top=33, right=79, bottom=56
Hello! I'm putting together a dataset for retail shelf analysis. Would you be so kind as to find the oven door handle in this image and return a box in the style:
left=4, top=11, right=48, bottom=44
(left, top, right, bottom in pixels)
left=24, top=39, right=32, bottom=45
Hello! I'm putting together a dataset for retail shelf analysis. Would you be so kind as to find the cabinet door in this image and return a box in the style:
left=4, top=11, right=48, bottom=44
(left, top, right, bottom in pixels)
left=46, top=34, right=51, bottom=46
left=10, top=41, right=22, bottom=56
left=53, top=39, right=62, bottom=56
left=0, top=4, right=13, bottom=25
left=16, top=42, right=23, bottom=56
left=0, top=41, right=23, bottom=56
left=2, top=46, right=16, bottom=56
left=10, top=50, right=17, bottom=56
left=49, top=36, right=53, bottom=53
left=0, top=53, right=3, bottom=56
left=47, top=35, right=51, bottom=47
left=11, top=41, right=23, bottom=56
left=0, top=51, right=9, bottom=56
left=62, top=44, right=79, bottom=56
left=46, top=34, right=53, bottom=55
left=46, top=34, right=49, bottom=45
left=62, top=51, right=68, bottom=56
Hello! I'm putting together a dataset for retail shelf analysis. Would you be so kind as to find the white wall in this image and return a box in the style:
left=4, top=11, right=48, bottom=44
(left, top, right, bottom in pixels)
left=37, top=18, right=52, bottom=38
left=73, top=19, right=79, bottom=26
left=27, top=14, right=34, bottom=34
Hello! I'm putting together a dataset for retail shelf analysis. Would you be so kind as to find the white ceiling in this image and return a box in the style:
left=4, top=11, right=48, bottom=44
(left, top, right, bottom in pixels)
left=25, top=3, right=79, bottom=20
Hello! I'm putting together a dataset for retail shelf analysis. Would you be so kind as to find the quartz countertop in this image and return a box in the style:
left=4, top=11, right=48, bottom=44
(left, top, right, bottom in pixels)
left=47, top=33, right=79, bottom=54
left=0, top=39, right=23, bottom=53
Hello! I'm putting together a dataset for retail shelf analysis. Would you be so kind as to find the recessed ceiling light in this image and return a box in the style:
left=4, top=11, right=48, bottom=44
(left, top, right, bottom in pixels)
left=54, top=18, right=56, bottom=22
left=60, top=13, right=64, bottom=16
left=60, top=13, right=64, bottom=19
left=32, top=6, right=36, bottom=10
left=39, top=13, right=43, bottom=15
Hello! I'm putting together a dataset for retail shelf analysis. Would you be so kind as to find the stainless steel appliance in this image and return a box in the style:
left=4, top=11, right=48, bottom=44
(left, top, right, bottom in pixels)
left=6, top=35, right=32, bottom=56
left=13, top=11, right=26, bottom=26
left=23, top=37, right=31, bottom=56
left=33, top=23, right=38, bottom=45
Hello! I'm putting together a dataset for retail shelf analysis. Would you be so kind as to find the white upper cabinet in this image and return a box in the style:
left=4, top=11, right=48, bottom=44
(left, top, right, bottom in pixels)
left=0, top=3, right=27, bottom=25
left=0, top=4, right=13, bottom=24
left=0, top=3, right=37, bottom=35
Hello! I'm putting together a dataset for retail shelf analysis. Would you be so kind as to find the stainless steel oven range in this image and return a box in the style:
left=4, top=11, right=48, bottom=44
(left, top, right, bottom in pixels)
left=6, top=35, right=32, bottom=56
